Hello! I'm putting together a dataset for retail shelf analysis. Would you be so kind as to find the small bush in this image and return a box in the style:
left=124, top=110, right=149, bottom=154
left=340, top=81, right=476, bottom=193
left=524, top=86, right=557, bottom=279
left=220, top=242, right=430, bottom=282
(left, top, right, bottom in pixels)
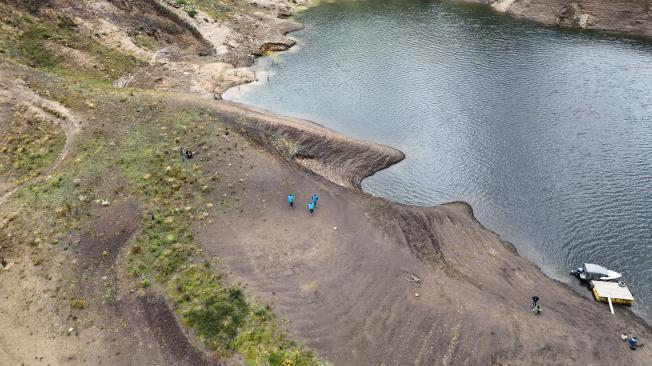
left=176, top=0, right=188, bottom=5
left=187, top=8, right=198, bottom=18
left=70, top=298, right=86, bottom=309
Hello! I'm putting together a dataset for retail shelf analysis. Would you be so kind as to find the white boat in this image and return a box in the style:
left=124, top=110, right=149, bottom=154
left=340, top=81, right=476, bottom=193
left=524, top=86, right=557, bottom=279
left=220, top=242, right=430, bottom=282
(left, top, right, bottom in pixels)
left=570, top=263, right=622, bottom=281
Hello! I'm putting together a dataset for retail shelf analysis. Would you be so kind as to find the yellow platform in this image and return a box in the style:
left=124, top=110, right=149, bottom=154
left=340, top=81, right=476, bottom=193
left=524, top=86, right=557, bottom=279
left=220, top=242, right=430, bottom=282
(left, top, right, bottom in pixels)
left=591, top=280, right=634, bottom=305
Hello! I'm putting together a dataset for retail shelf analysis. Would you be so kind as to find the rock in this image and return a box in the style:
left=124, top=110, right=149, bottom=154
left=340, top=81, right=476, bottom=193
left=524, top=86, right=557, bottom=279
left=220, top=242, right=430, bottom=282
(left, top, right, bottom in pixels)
left=333, top=227, right=338, bottom=230
left=415, top=293, right=419, bottom=297
left=142, top=173, right=151, bottom=180
left=68, top=327, right=74, bottom=334
left=100, top=199, right=110, bottom=206
left=72, top=178, right=82, bottom=186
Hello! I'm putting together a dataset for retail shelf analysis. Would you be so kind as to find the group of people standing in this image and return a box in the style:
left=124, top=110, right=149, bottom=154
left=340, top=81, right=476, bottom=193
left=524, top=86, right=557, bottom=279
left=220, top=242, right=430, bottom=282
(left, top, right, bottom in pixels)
left=287, top=193, right=319, bottom=215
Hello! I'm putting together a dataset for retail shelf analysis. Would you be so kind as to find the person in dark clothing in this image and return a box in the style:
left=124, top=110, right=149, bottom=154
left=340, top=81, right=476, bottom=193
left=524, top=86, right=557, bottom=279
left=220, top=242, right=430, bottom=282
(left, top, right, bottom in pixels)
left=531, top=296, right=542, bottom=314
left=532, top=296, right=540, bottom=308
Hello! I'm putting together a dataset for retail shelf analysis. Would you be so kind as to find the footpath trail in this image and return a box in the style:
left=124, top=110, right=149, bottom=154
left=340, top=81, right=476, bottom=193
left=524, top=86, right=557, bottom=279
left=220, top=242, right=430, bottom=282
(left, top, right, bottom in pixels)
left=0, top=77, right=81, bottom=206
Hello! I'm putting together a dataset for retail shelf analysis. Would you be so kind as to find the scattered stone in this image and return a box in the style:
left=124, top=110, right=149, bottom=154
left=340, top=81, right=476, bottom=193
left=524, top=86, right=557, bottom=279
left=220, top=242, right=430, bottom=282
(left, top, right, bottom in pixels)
left=68, top=327, right=74, bottom=334
left=101, top=250, right=108, bottom=256
left=415, top=293, right=419, bottom=297
left=100, top=199, right=110, bottom=206
left=142, top=173, right=151, bottom=180
left=72, top=178, right=82, bottom=186
left=333, top=227, right=338, bottom=230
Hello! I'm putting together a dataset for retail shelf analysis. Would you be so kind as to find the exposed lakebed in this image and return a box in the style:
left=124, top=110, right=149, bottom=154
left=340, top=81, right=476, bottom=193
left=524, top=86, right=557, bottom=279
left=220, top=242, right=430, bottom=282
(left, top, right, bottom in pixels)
left=224, top=0, right=652, bottom=322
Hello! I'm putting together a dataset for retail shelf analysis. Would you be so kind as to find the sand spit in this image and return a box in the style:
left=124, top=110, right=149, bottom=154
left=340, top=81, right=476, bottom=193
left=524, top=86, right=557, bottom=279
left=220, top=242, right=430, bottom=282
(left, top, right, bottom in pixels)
left=183, top=95, right=652, bottom=365
left=205, top=100, right=405, bottom=189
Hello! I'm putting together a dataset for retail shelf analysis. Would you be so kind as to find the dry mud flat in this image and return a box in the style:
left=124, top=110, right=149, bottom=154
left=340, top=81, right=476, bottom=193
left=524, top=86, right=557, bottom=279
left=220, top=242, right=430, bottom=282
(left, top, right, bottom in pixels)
left=192, top=100, right=652, bottom=365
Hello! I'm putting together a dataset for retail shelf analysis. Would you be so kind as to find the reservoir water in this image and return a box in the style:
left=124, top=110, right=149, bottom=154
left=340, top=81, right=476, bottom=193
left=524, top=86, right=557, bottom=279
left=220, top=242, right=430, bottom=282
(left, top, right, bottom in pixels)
left=224, top=0, right=652, bottom=322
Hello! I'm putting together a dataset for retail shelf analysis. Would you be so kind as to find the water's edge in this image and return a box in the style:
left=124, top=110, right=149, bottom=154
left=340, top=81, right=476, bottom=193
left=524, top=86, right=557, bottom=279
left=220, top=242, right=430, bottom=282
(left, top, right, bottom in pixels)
left=222, top=0, right=651, bottom=327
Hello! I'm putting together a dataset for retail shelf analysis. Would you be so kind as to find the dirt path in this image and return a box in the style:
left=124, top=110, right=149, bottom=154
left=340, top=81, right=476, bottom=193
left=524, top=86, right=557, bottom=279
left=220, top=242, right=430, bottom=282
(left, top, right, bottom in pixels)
left=0, top=77, right=81, bottom=206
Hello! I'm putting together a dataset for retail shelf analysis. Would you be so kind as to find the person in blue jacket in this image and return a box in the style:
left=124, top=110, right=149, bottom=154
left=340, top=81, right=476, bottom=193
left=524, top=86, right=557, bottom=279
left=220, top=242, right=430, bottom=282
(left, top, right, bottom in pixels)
left=287, top=194, right=295, bottom=208
left=311, top=194, right=319, bottom=207
left=308, top=202, right=315, bottom=215
left=628, top=336, right=638, bottom=350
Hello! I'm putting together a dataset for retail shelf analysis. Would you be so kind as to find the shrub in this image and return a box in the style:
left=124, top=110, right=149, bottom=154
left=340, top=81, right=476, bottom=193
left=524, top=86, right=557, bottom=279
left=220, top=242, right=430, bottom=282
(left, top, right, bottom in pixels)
left=70, top=298, right=86, bottom=309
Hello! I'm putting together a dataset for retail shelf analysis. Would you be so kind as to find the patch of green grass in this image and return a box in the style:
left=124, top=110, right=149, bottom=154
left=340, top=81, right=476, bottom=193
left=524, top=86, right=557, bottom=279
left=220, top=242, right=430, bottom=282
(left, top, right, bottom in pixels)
left=0, top=103, right=66, bottom=186
left=70, top=298, right=86, bottom=309
left=130, top=33, right=158, bottom=51
left=0, top=3, right=141, bottom=82
left=176, top=0, right=236, bottom=22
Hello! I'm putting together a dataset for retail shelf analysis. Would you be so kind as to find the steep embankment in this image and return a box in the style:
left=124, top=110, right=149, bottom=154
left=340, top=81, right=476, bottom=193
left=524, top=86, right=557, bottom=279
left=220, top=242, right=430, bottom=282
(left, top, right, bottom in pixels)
left=205, top=100, right=405, bottom=188
left=474, top=0, right=652, bottom=38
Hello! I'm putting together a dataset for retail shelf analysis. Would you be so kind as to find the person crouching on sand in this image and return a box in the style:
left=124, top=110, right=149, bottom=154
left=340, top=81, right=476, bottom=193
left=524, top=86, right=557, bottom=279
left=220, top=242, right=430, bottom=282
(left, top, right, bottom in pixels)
left=308, top=201, right=315, bottom=215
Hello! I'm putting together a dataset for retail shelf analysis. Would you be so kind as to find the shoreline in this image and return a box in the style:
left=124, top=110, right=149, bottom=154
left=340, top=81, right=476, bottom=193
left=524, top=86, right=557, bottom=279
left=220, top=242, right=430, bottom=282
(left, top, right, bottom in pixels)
left=193, top=90, right=652, bottom=363
left=213, top=97, right=652, bottom=326
left=218, top=0, right=651, bottom=325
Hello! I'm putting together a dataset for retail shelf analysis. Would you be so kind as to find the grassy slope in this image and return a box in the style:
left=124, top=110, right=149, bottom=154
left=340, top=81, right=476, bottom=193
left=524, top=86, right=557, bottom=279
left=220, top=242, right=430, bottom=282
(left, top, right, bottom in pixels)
left=0, top=3, right=322, bottom=365
left=0, top=103, right=66, bottom=188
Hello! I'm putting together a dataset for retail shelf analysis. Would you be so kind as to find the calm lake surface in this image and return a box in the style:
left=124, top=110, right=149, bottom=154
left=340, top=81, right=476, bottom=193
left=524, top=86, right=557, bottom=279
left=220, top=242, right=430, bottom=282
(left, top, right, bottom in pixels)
left=224, top=0, right=652, bottom=322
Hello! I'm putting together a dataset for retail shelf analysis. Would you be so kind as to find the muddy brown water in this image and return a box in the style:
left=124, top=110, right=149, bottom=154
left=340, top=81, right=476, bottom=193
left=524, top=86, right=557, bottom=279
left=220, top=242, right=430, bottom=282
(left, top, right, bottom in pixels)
left=224, top=0, right=652, bottom=322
